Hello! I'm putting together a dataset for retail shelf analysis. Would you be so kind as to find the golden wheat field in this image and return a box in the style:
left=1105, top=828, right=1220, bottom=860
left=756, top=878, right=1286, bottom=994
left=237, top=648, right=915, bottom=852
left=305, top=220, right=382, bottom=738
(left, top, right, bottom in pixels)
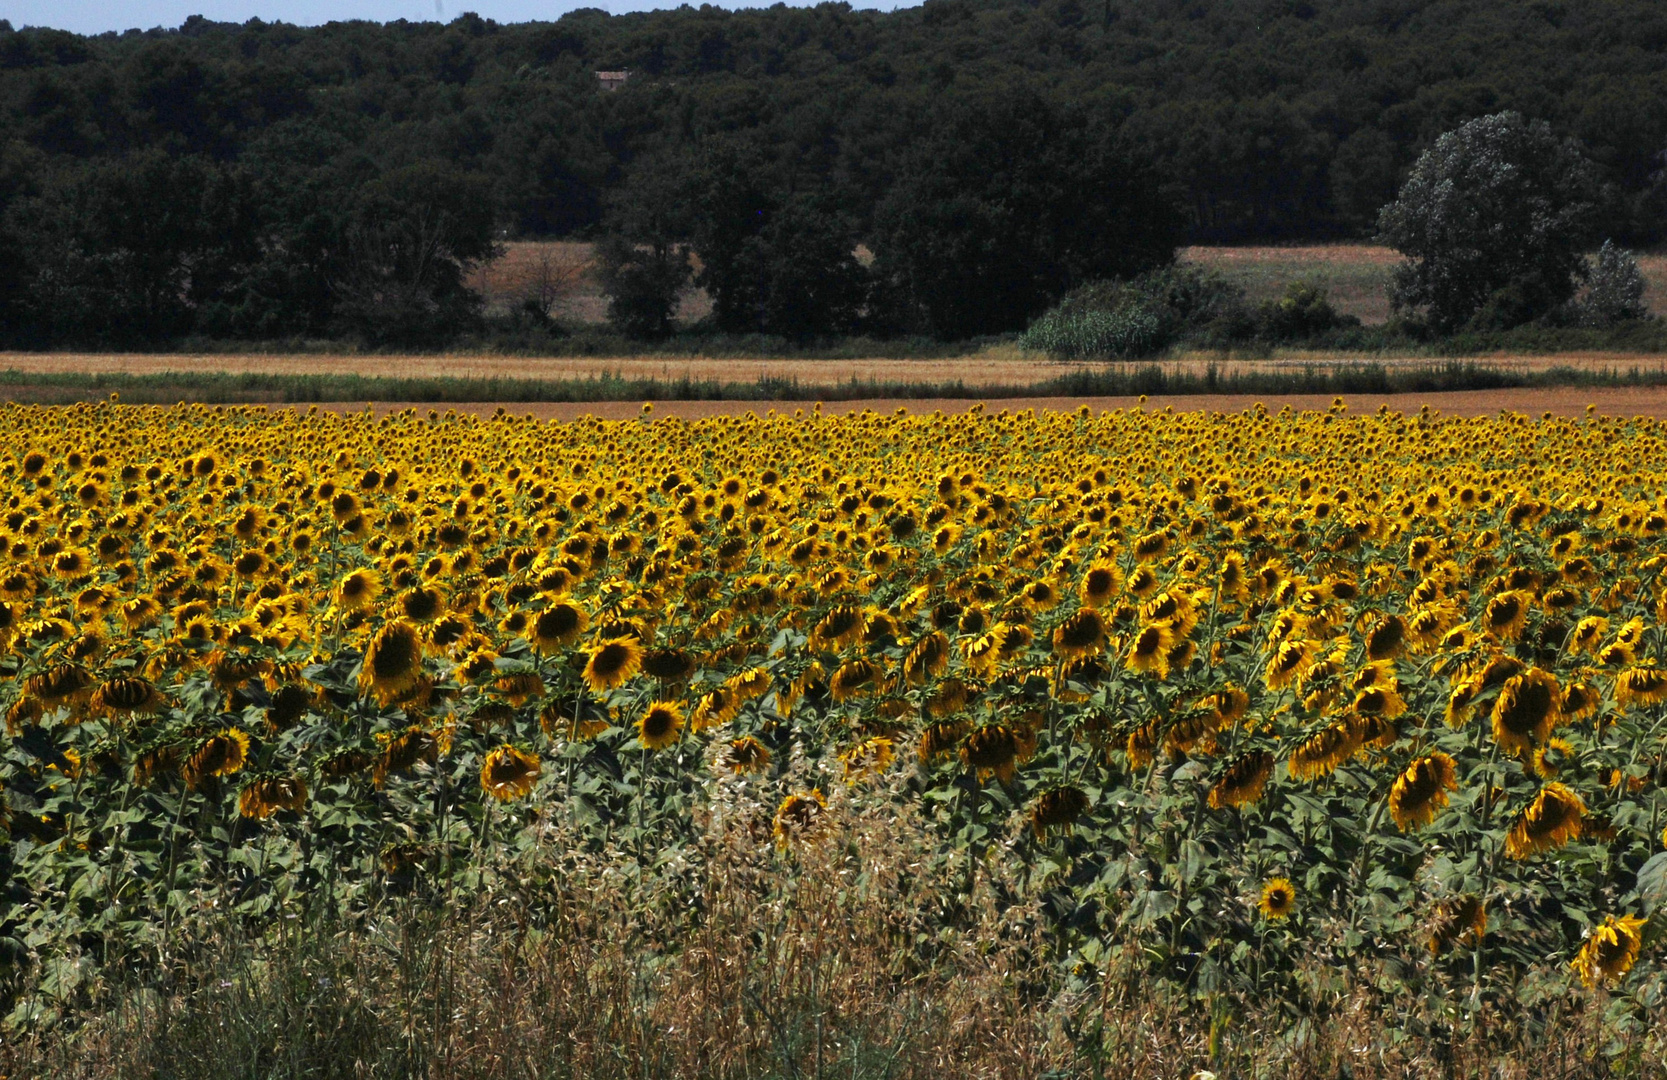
left=2, top=397, right=1666, bottom=1076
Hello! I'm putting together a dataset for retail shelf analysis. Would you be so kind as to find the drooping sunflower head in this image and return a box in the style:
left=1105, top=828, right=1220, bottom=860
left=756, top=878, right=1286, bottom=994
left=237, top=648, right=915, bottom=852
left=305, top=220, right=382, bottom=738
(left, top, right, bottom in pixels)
left=1259, top=878, right=1297, bottom=920
left=812, top=604, right=866, bottom=650
left=1365, top=614, right=1406, bottom=660
left=1506, top=782, right=1586, bottom=859
left=1208, top=750, right=1274, bottom=809
left=1427, top=895, right=1488, bottom=956
left=237, top=775, right=308, bottom=819
left=480, top=745, right=541, bottom=802
left=1029, top=784, right=1090, bottom=836
left=1616, top=667, right=1667, bottom=709
left=961, top=723, right=1019, bottom=782
left=772, top=789, right=827, bottom=847
left=183, top=728, right=250, bottom=788
left=1388, top=751, right=1459, bottom=831
left=361, top=620, right=426, bottom=704
left=839, top=736, right=896, bottom=784
left=722, top=735, right=771, bottom=774
left=1482, top=590, right=1530, bottom=641
left=1052, top=608, right=1106, bottom=658
left=1491, top=668, right=1561, bottom=754
left=529, top=601, right=587, bottom=655
left=1572, top=914, right=1648, bottom=988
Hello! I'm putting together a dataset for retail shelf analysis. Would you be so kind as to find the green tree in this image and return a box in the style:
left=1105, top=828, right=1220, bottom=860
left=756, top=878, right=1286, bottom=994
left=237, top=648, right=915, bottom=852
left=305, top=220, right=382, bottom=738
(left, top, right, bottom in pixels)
left=1378, top=112, right=1605, bottom=332
left=869, top=88, right=1180, bottom=340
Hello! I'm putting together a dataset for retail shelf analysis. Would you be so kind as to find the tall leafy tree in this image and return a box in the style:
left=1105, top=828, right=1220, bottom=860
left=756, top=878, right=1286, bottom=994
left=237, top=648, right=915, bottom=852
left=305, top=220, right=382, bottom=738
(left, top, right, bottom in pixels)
left=1379, top=112, right=1606, bottom=332
left=869, top=87, right=1180, bottom=339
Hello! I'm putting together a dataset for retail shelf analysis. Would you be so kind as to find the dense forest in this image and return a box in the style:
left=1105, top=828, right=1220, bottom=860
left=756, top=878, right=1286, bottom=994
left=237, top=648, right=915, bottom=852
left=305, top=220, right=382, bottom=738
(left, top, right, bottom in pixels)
left=1, top=0, right=1664, bottom=345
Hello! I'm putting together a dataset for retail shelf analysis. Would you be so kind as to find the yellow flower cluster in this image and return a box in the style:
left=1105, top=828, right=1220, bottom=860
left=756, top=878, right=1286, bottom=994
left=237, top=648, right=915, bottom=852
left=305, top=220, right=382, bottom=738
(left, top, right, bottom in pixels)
left=2, top=397, right=1664, bottom=989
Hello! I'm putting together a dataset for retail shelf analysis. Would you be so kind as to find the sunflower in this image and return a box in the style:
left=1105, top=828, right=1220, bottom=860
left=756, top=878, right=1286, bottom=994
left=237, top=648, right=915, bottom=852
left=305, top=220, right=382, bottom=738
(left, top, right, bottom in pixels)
left=1127, top=622, right=1176, bottom=678
left=1029, top=785, right=1089, bottom=836
left=828, top=658, right=882, bottom=702
left=582, top=637, right=643, bottom=692
left=692, top=686, right=740, bottom=731
left=397, top=586, right=445, bottom=623
left=361, top=620, right=426, bottom=705
left=1427, top=896, right=1487, bottom=956
left=1616, top=667, right=1667, bottom=708
left=840, top=736, right=896, bottom=783
left=1208, top=750, right=1274, bottom=809
left=1079, top=563, right=1120, bottom=607
left=237, top=775, right=308, bottom=819
left=528, top=601, right=588, bottom=655
left=722, top=735, right=771, bottom=774
left=90, top=677, right=161, bottom=715
left=334, top=568, right=384, bottom=612
left=1264, top=638, right=1314, bottom=690
left=637, top=701, right=685, bottom=749
left=374, top=726, right=444, bottom=788
left=1365, top=614, right=1407, bottom=660
left=1388, top=752, right=1459, bottom=830
left=1491, top=668, right=1561, bottom=753
left=1505, top=783, right=1586, bottom=858
left=772, top=789, right=827, bottom=846
left=962, top=723, right=1020, bottom=782
left=1562, top=680, right=1599, bottom=721
left=1052, top=608, right=1106, bottom=658
left=1259, top=878, right=1297, bottom=920
left=1288, top=720, right=1362, bottom=782
left=642, top=647, right=698, bottom=683
left=811, top=604, right=866, bottom=650
left=902, top=632, right=952, bottom=683
left=183, top=729, right=250, bottom=788
left=480, top=745, right=541, bottom=801
left=1571, top=914, right=1649, bottom=988
left=1204, top=686, right=1250, bottom=726
left=1531, top=737, right=1578, bottom=779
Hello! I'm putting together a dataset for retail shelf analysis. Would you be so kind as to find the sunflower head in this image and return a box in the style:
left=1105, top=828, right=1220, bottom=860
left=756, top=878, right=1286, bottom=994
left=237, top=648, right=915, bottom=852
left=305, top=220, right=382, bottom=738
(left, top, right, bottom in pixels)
left=772, top=789, right=827, bottom=847
left=480, top=745, right=541, bottom=802
left=582, top=636, right=644, bottom=692
left=1259, top=878, right=1297, bottom=920
left=637, top=701, right=685, bottom=750
left=361, top=620, right=426, bottom=705
left=1572, top=914, right=1648, bottom=988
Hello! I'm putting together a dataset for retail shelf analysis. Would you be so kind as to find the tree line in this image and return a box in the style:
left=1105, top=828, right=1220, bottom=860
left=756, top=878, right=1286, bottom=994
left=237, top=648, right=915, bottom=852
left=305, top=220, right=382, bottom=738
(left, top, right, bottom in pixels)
left=0, top=0, right=1664, bottom=346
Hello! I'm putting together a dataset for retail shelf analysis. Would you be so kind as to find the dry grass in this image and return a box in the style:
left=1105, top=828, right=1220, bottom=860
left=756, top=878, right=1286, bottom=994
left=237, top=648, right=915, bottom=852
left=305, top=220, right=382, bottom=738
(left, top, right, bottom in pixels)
left=5, top=787, right=1662, bottom=1080
left=283, top=385, right=1667, bottom=422
left=6, top=347, right=1667, bottom=393
left=1183, top=244, right=1667, bottom=325
left=461, top=240, right=1666, bottom=330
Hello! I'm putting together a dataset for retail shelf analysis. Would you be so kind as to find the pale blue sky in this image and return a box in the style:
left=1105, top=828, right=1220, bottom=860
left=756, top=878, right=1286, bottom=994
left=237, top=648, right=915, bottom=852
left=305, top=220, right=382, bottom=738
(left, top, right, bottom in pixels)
left=4, top=0, right=907, bottom=36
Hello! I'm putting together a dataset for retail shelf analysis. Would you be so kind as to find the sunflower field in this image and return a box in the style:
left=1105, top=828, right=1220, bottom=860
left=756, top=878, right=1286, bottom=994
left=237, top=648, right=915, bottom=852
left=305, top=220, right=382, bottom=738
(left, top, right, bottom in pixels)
left=2, top=397, right=1666, bottom=1049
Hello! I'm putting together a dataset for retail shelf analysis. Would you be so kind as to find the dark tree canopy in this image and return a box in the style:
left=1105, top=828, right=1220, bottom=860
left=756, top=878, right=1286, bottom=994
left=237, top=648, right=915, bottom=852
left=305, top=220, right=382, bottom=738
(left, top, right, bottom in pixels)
left=870, top=90, right=1180, bottom=338
left=2, top=0, right=1665, bottom=344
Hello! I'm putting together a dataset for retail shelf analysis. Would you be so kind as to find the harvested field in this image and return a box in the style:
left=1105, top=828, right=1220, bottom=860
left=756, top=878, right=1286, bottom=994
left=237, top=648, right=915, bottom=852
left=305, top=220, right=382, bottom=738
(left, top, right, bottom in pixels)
left=464, top=240, right=1667, bottom=330
left=6, top=349, right=1667, bottom=391
left=300, top=384, right=1667, bottom=422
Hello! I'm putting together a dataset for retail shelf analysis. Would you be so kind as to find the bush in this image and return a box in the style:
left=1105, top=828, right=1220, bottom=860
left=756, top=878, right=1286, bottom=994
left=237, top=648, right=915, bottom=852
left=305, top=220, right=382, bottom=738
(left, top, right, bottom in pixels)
left=1023, top=265, right=1353, bottom=359
left=1577, top=240, right=1649, bottom=326
left=1254, top=280, right=1352, bottom=339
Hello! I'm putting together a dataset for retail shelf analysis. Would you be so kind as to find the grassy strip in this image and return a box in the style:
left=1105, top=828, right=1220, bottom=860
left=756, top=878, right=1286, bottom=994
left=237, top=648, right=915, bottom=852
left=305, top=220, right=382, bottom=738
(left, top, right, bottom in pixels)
left=5, top=361, right=1667, bottom=406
